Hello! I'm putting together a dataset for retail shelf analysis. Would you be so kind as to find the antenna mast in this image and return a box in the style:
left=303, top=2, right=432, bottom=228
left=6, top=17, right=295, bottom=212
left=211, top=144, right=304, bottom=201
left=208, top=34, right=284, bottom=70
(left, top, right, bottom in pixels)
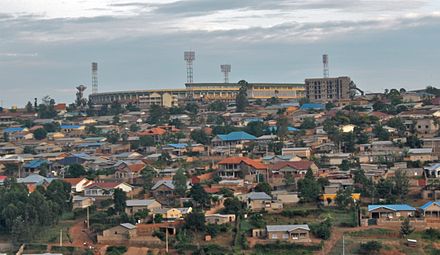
left=220, top=64, right=231, bottom=83
left=184, top=51, right=195, bottom=83
left=323, top=54, right=329, bottom=78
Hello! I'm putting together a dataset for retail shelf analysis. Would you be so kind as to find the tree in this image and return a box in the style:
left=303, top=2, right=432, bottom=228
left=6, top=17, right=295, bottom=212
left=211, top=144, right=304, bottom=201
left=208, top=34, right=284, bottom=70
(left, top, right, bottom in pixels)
left=173, top=168, right=187, bottom=197
left=190, top=129, right=210, bottom=145
left=223, top=197, right=246, bottom=216
left=245, top=121, right=267, bottom=137
left=400, top=217, right=414, bottom=237
left=25, top=101, right=34, bottom=113
left=335, top=188, right=353, bottom=209
left=184, top=211, right=205, bottom=232
left=33, top=128, right=47, bottom=140
left=339, top=159, right=351, bottom=171
left=113, top=189, right=127, bottom=214
left=148, top=104, right=169, bottom=124
left=208, top=101, right=227, bottom=112
left=373, top=125, right=390, bottom=140
left=129, top=124, right=140, bottom=132
left=297, top=169, right=321, bottom=202
left=154, top=214, right=163, bottom=223
left=393, top=170, right=409, bottom=202
left=276, top=117, right=289, bottom=139
left=300, top=117, right=316, bottom=129
left=141, top=166, right=156, bottom=192
left=140, top=136, right=155, bottom=147
left=189, top=184, right=210, bottom=209
left=325, top=102, right=336, bottom=110
left=254, top=182, right=272, bottom=195
left=310, top=218, right=332, bottom=240
left=236, top=80, right=249, bottom=112
left=66, top=164, right=86, bottom=178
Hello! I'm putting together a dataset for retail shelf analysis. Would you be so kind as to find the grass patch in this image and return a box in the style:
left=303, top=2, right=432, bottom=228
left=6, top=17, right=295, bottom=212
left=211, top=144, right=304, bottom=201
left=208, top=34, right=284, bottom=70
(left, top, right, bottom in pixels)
left=348, top=228, right=395, bottom=237
left=254, top=242, right=321, bottom=255
left=31, top=221, right=73, bottom=243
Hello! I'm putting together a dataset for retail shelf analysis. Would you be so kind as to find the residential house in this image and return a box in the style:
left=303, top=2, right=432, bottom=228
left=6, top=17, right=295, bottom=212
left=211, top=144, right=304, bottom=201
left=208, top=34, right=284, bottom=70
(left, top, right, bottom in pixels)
left=368, top=204, right=416, bottom=219
left=84, top=182, right=133, bottom=198
left=211, top=131, right=257, bottom=149
left=406, top=148, right=436, bottom=162
left=205, top=214, right=236, bottom=225
left=114, top=161, right=146, bottom=183
left=239, top=192, right=283, bottom=212
left=0, top=175, right=7, bottom=186
left=72, top=195, right=94, bottom=209
left=281, top=147, right=312, bottom=159
left=254, top=224, right=311, bottom=242
left=17, top=174, right=55, bottom=192
left=151, top=180, right=176, bottom=206
left=420, top=201, right=440, bottom=218
left=62, top=178, right=94, bottom=193
left=125, top=199, right=162, bottom=216
left=97, top=223, right=137, bottom=244
left=138, top=128, right=167, bottom=143
left=217, top=157, right=268, bottom=183
left=152, top=207, right=192, bottom=220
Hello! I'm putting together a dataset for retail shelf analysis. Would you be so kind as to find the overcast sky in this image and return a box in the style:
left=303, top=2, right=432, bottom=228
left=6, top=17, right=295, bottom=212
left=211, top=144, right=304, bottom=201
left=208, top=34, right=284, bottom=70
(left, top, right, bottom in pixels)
left=1, top=0, right=440, bottom=107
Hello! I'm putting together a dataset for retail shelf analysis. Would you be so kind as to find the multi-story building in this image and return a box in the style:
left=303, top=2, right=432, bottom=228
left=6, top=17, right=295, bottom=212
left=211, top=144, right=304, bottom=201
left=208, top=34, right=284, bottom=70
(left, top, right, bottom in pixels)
left=89, top=82, right=305, bottom=108
left=305, top=76, right=352, bottom=102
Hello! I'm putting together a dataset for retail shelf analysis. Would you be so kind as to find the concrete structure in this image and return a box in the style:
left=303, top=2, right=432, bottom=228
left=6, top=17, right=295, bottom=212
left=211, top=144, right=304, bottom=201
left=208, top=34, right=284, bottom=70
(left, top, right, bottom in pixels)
left=305, top=76, right=352, bottom=102
left=89, top=82, right=305, bottom=107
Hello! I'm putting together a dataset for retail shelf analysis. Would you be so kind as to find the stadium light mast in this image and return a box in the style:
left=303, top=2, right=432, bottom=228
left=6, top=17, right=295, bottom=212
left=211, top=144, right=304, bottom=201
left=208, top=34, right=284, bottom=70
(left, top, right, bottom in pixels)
left=220, top=64, right=231, bottom=83
left=184, top=51, right=195, bottom=83
left=92, top=62, right=98, bottom=94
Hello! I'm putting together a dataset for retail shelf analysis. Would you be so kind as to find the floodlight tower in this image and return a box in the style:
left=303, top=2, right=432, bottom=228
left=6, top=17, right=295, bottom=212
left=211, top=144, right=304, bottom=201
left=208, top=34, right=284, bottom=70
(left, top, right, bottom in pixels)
left=220, top=64, right=231, bottom=83
left=92, top=62, right=98, bottom=94
left=184, top=51, right=195, bottom=83
left=323, top=54, right=329, bottom=78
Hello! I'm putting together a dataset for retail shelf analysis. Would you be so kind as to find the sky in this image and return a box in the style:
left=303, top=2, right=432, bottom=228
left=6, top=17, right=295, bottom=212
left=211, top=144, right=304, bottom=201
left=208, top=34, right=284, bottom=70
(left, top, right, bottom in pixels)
left=1, top=0, right=440, bottom=107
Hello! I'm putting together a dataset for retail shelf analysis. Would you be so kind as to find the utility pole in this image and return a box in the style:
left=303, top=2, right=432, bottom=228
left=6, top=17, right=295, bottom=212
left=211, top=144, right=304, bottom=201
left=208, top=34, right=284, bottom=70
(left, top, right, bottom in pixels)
left=87, top=206, right=90, bottom=229
left=165, top=228, right=169, bottom=253
left=60, top=229, right=63, bottom=246
left=342, top=235, right=345, bottom=255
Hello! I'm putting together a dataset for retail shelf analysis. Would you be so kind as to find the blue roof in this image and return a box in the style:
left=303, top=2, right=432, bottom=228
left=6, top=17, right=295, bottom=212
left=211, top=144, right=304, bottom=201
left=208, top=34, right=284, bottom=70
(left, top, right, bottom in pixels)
left=300, top=103, right=325, bottom=110
left=368, top=204, right=416, bottom=212
left=77, top=142, right=103, bottom=148
left=60, top=125, right=81, bottom=129
left=3, top=127, right=24, bottom=133
left=267, top=126, right=299, bottom=132
left=167, top=143, right=188, bottom=149
left=217, top=131, right=256, bottom=141
left=24, top=159, right=49, bottom=169
left=17, top=174, right=55, bottom=185
left=244, top=118, right=263, bottom=123
left=72, top=153, right=94, bottom=160
left=420, top=201, right=440, bottom=211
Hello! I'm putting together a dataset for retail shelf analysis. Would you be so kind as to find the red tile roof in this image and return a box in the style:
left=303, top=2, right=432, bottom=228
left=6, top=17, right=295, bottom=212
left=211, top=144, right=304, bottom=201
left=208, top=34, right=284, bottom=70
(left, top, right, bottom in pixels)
left=138, top=127, right=167, bottom=136
left=62, top=178, right=86, bottom=185
left=270, top=160, right=314, bottom=171
left=218, top=157, right=267, bottom=170
left=127, top=164, right=146, bottom=173
left=0, top=176, right=7, bottom=181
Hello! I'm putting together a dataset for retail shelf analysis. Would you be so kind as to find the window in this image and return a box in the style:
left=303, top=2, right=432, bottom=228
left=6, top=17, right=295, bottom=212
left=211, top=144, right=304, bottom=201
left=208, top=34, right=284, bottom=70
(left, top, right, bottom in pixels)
left=282, top=234, right=289, bottom=239
left=272, top=234, right=278, bottom=239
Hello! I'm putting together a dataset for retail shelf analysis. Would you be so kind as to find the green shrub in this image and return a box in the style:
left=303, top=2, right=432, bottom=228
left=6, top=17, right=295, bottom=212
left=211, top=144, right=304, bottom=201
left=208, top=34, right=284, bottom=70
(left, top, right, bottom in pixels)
left=423, top=228, right=440, bottom=241
left=106, top=246, right=127, bottom=255
left=358, top=241, right=382, bottom=254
